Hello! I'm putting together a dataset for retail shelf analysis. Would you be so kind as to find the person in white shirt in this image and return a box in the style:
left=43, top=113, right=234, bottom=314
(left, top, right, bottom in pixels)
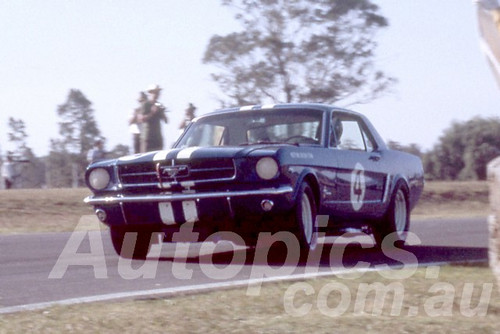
left=129, top=92, right=147, bottom=154
left=1, top=155, right=15, bottom=189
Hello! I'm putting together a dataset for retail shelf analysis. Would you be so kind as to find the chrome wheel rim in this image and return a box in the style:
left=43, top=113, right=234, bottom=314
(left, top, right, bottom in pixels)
left=394, top=189, right=407, bottom=239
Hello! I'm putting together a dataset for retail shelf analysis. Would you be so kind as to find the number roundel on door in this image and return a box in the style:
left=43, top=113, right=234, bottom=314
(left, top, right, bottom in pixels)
left=350, top=162, right=366, bottom=211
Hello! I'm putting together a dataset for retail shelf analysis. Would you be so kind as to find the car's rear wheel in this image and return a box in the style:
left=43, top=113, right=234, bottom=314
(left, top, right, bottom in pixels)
left=374, top=182, right=409, bottom=248
left=293, top=183, right=318, bottom=252
left=110, top=227, right=153, bottom=259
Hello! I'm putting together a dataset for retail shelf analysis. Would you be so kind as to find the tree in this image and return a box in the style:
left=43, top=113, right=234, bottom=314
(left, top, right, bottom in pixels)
left=203, top=0, right=394, bottom=106
left=47, top=89, right=102, bottom=187
left=108, top=144, right=130, bottom=159
left=46, top=139, right=75, bottom=188
left=424, top=117, right=500, bottom=180
left=55, top=89, right=101, bottom=155
left=387, top=140, right=422, bottom=158
left=5, top=117, right=44, bottom=188
left=8, top=117, right=29, bottom=153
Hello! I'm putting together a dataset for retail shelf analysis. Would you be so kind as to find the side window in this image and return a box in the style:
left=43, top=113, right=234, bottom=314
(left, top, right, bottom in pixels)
left=331, top=115, right=375, bottom=152
left=338, top=120, right=365, bottom=150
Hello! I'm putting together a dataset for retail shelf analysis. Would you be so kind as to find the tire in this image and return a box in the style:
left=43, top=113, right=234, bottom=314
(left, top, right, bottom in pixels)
left=293, top=183, right=318, bottom=252
left=110, top=227, right=153, bottom=259
left=374, top=182, right=409, bottom=248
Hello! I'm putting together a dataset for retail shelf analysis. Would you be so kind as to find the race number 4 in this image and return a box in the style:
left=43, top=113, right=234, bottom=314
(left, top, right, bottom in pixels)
left=350, top=162, right=366, bottom=211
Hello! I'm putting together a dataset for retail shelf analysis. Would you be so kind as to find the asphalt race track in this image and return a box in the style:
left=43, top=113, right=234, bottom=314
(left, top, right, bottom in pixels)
left=0, top=217, right=488, bottom=313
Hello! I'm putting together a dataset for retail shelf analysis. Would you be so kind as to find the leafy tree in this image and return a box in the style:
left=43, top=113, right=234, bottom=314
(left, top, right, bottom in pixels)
left=46, top=139, right=75, bottom=188
left=48, top=89, right=102, bottom=187
left=55, top=89, right=101, bottom=155
left=425, top=117, right=500, bottom=180
left=204, top=0, right=394, bottom=106
left=387, top=140, right=422, bottom=158
left=8, top=117, right=29, bottom=153
left=5, top=117, right=44, bottom=188
left=108, top=144, right=130, bottom=159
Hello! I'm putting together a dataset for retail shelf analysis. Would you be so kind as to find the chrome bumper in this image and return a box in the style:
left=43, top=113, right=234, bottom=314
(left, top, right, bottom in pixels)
left=84, top=186, right=294, bottom=205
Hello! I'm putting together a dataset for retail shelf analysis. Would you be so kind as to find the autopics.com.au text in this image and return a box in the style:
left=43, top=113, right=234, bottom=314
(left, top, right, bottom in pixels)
left=48, top=215, right=494, bottom=317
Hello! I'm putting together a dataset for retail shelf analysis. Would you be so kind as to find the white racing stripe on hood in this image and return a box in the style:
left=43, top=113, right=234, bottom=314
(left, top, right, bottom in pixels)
left=153, top=149, right=173, bottom=161
left=176, top=147, right=200, bottom=160
left=118, top=153, right=145, bottom=162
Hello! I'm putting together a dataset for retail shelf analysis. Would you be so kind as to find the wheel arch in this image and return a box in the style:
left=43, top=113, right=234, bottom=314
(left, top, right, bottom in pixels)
left=293, top=169, right=321, bottom=210
left=389, top=174, right=410, bottom=198
left=385, top=174, right=411, bottom=216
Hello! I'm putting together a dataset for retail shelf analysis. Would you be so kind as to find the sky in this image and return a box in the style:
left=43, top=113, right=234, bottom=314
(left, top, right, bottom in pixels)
left=1, top=0, right=499, bottom=157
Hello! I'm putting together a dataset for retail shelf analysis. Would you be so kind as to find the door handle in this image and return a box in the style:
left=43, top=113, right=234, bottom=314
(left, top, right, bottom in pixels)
left=369, top=154, right=381, bottom=162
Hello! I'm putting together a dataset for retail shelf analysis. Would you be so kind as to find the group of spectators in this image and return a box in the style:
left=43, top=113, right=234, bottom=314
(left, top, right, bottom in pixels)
left=87, top=84, right=197, bottom=163
left=1, top=84, right=198, bottom=189
left=128, top=84, right=169, bottom=154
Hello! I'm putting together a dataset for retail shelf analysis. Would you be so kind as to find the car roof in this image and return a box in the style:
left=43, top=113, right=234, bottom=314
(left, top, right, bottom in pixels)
left=187, top=103, right=387, bottom=150
left=192, top=103, right=363, bottom=121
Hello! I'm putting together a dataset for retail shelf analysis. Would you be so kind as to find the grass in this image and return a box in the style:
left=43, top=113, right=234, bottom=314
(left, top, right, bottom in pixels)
left=412, top=181, right=489, bottom=219
left=0, top=266, right=498, bottom=333
left=0, top=181, right=498, bottom=332
left=0, top=181, right=490, bottom=234
left=0, top=188, right=95, bottom=234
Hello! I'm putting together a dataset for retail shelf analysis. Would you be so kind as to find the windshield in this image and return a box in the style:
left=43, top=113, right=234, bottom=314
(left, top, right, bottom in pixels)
left=175, top=109, right=324, bottom=148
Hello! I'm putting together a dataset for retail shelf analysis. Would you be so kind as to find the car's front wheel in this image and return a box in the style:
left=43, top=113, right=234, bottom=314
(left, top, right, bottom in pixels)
left=110, top=227, right=153, bottom=259
left=292, top=182, right=318, bottom=252
left=373, top=182, right=409, bottom=248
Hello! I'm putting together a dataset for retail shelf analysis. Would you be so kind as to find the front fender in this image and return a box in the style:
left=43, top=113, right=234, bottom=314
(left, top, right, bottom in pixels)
left=290, top=168, right=321, bottom=209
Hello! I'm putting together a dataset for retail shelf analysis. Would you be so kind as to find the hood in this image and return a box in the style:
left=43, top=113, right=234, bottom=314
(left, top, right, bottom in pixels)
left=114, top=145, right=284, bottom=165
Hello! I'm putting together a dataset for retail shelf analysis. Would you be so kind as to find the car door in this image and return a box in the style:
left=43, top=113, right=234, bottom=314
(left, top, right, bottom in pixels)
left=327, top=112, right=388, bottom=219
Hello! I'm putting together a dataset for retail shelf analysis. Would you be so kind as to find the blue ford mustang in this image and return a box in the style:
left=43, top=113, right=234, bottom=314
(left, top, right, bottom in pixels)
left=84, top=104, right=424, bottom=259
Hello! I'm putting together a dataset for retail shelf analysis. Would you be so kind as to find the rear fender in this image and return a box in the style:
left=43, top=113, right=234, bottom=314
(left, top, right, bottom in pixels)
left=383, top=174, right=410, bottom=215
left=388, top=174, right=410, bottom=197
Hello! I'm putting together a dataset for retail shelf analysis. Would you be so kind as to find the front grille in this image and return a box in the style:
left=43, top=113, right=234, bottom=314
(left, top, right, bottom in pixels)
left=118, top=158, right=235, bottom=188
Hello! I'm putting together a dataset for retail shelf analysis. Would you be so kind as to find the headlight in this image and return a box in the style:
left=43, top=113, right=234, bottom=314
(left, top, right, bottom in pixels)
left=256, top=157, right=279, bottom=180
left=88, top=168, right=111, bottom=190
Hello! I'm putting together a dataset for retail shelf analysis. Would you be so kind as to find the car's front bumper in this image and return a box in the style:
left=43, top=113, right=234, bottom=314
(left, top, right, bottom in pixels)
left=84, top=186, right=294, bottom=205
left=85, top=186, right=296, bottom=230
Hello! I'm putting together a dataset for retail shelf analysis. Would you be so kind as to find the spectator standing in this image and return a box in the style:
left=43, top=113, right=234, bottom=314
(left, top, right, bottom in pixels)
left=129, top=92, right=147, bottom=154
left=87, top=140, right=106, bottom=163
left=140, top=84, right=168, bottom=152
left=1, top=154, right=15, bottom=189
left=179, top=103, right=197, bottom=130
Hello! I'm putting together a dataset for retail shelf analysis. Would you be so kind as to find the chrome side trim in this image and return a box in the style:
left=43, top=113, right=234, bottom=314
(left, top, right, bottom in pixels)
left=382, top=174, right=391, bottom=203
left=84, top=186, right=294, bottom=205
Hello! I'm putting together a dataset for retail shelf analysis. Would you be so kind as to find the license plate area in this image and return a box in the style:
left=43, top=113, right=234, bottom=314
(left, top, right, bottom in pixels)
left=158, top=200, right=199, bottom=225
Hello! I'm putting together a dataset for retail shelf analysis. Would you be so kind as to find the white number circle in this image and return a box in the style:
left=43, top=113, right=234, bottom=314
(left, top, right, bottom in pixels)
left=350, top=162, right=366, bottom=211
